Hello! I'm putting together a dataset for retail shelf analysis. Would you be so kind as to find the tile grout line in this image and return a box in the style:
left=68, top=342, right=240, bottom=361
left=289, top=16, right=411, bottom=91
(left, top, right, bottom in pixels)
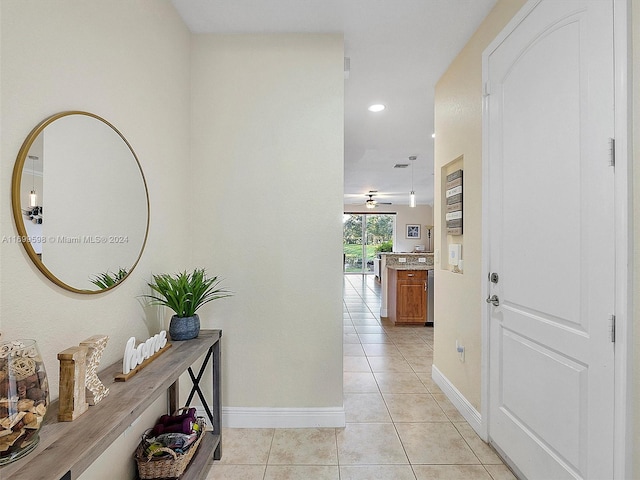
left=261, top=427, right=276, bottom=479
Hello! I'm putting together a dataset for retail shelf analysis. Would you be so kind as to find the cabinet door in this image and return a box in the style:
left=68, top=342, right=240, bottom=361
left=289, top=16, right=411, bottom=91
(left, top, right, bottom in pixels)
left=397, top=280, right=426, bottom=323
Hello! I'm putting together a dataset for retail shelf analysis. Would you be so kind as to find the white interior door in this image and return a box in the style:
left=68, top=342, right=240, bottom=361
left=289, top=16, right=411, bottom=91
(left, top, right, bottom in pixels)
left=484, top=1, right=615, bottom=478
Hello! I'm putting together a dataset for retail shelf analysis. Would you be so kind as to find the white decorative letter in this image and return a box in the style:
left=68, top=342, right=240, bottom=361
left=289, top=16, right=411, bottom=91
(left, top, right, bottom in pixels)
left=123, top=337, right=136, bottom=374
left=121, top=331, right=169, bottom=376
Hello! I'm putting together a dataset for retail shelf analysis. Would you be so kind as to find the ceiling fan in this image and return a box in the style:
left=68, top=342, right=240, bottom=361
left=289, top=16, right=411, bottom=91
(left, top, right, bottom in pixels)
left=364, top=193, right=392, bottom=209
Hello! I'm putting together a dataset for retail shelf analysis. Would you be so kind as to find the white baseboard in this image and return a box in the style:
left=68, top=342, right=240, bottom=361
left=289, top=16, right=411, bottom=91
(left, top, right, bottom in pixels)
left=431, top=364, right=485, bottom=439
left=215, top=407, right=346, bottom=429
left=380, top=308, right=387, bottom=317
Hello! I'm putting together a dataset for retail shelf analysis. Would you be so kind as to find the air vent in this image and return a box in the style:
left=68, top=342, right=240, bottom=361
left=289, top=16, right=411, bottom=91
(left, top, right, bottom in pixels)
left=394, top=164, right=409, bottom=168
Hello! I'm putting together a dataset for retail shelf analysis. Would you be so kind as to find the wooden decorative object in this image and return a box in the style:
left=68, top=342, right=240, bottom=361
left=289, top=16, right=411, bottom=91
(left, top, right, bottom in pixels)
left=80, top=335, right=109, bottom=405
left=58, top=346, right=89, bottom=421
left=114, top=343, right=172, bottom=382
left=445, top=169, right=463, bottom=236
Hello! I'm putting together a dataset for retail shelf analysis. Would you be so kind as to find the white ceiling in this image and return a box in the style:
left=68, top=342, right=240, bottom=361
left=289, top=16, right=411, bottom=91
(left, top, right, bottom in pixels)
left=171, top=0, right=496, bottom=207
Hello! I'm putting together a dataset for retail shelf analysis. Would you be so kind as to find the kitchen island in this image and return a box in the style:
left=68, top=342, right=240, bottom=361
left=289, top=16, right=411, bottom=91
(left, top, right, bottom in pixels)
left=378, top=253, right=433, bottom=319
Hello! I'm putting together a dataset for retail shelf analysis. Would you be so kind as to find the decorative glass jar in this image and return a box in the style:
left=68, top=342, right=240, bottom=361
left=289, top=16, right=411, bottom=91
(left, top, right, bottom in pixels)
left=0, top=339, right=49, bottom=465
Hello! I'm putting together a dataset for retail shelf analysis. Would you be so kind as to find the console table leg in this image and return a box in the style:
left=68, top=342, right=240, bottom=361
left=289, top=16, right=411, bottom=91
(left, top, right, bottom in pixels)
left=213, top=340, right=222, bottom=460
left=168, top=379, right=179, bottom=414
left=186, top=348, right=214, bottom=424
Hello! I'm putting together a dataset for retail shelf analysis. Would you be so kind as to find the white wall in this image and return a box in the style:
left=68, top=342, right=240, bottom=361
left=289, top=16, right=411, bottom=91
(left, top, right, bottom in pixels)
left=190, top=34, right=345, bottom=419
left=1, top=1, right=191, bottom=478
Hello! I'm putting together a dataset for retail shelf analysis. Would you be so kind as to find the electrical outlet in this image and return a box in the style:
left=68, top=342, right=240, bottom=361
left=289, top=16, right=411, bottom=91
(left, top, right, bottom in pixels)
left=418, top=257, right=426, bottom=263
left=399, top=257, right=406, bottom=263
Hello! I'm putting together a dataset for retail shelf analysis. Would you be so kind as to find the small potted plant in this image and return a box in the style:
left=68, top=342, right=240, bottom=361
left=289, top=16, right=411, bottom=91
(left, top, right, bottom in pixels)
left=143, top=269, right=231, bottom=340
left=90, top=267, right=128, bottom=289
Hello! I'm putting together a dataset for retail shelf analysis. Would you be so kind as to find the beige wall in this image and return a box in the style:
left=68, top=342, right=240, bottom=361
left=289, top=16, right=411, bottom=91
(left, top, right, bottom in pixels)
left=190, top=34, right=345, bottom=410
left=0, top=1, right=191, bottom=478
left=432, top=0, right=526, bottom=411
left=2, top=8, right=346, bottom=476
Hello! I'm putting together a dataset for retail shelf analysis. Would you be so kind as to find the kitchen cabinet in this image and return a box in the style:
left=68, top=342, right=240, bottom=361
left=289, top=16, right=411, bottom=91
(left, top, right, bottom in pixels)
left=387, top=269, right=427, bottom=325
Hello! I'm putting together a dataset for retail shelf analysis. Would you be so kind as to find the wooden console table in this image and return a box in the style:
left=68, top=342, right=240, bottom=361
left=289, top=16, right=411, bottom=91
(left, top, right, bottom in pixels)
left=0, top=330, right=222, bottom=480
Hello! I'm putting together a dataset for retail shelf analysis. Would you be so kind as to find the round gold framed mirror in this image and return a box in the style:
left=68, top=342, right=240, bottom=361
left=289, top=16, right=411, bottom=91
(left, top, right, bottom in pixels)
left=11, top=111, right=149, bottom=294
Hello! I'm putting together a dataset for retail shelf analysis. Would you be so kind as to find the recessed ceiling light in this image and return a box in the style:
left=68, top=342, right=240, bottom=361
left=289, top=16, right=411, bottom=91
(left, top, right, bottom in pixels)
left=368, top=104, right=386, bottom=112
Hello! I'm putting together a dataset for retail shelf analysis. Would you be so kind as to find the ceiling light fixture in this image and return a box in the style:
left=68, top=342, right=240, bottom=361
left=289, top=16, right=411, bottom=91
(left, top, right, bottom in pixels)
left=368, top=104, right=386, bottom=112
left=366, top=194, right=377, bottom=209
left=409, top=155, right=416, bottom=208
left=28, top=155, right=38, bottom=208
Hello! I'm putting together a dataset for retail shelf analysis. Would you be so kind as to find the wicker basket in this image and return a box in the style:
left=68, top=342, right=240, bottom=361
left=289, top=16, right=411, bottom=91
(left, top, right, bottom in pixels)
left=135, top=410, right=206, bottom=479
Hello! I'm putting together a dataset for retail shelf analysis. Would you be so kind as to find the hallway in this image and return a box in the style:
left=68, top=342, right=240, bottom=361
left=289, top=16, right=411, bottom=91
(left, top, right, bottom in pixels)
left=207, top=275, right=516, bottom=479
left=341, top=274, right=515, bottom=479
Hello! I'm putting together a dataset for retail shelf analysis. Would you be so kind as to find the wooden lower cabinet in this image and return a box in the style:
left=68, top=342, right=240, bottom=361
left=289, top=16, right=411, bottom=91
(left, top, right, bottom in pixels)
left=388, top=269, right=427, bottom=325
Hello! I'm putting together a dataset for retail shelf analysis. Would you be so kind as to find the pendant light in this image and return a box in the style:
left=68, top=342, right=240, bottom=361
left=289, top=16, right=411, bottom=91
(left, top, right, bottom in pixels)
left=29, top=155, right=38, bottom=208
left=409, top=156, right=416, bottom=208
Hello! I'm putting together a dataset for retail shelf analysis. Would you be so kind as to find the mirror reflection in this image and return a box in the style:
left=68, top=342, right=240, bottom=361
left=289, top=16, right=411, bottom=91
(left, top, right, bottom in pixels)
left=12, top=112, right=149, bottom=293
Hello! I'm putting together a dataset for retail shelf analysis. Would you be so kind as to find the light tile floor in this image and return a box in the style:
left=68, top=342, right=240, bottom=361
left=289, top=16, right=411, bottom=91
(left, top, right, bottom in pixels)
left=207, top=275, right=517, bottom=480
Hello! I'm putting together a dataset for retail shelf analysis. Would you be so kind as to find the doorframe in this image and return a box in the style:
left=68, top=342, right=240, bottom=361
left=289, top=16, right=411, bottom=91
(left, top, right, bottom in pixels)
left=479, top=1, right=632, bottom=478
left=612, top=1, right=632, bottom=477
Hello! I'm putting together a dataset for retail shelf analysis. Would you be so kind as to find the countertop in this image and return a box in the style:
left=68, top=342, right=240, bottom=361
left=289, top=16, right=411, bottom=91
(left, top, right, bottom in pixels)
left=379, top=252, right=434, bottom=256
left=387, top=264, right=433, bottom=271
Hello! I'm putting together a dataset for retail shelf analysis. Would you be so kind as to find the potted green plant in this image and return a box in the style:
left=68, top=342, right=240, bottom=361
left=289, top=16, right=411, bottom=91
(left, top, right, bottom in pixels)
left=375, top=241, right=393, bottom=253
left=143, top=269, right=231, bottom=340
left=90, top=267, right=128, bottom=289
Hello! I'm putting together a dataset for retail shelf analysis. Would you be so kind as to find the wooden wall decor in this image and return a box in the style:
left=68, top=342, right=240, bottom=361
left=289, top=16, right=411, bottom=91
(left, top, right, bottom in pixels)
left=80, top=335, right=109, bottom=405
left=445, top=169, right=463, bottom=235
left=58, top=346, right=89, bottom=421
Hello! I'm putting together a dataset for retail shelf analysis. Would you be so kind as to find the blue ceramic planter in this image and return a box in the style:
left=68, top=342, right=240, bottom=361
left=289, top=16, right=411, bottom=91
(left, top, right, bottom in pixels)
left=169, top=314, right=200, bottom=341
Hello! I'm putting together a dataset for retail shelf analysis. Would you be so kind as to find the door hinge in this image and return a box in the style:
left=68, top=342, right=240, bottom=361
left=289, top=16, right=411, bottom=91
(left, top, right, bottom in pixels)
left=483, top=81, right=491, bottom=96
left=609, top=314, right=616, bottom=343
left=608, top=137, right=615, bottom=167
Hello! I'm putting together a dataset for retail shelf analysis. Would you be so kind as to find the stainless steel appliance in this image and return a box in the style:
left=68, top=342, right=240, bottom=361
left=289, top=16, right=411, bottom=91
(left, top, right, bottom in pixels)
left=426, top=270, right=434, bottom=326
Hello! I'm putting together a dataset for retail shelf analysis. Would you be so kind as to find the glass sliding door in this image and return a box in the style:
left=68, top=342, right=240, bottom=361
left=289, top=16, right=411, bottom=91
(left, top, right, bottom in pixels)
left=343, top=213, right=394, bottom=274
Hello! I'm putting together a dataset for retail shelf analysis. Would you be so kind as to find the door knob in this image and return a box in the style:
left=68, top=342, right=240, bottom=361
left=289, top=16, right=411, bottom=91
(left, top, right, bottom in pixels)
left=486, top=295, right=500, bottom=306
